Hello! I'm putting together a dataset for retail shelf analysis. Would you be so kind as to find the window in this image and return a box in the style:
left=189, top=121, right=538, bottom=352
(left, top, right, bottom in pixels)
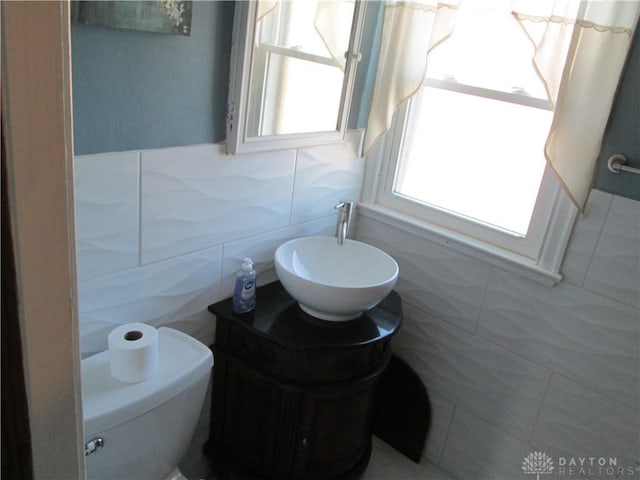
left=364, top=2, right=578, bottom=284
left=250, top=0, right=356, bottom=136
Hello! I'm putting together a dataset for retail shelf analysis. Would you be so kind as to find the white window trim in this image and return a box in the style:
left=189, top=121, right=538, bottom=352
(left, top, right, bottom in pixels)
left=360, top=100, right=579, bottom=286
left=425, top=77, right=554, bottom=111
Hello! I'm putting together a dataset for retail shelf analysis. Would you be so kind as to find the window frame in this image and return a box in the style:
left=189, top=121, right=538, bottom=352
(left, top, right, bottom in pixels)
left=360, top=86, right=578, bottom=286
left=226, top=0, right=366, bottom=154
left=250, top=1, right=347, bottom=136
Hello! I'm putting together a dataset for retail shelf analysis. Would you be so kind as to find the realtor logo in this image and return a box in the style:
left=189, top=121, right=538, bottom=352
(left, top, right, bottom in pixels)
left=522, top=451, right=555, bottom=480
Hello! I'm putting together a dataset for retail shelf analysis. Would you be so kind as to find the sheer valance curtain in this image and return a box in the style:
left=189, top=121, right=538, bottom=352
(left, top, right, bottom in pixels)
left=364, top=0, right=640, bottom=209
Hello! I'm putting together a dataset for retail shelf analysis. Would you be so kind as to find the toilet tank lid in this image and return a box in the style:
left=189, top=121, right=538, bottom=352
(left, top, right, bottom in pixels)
left=82, top=327, right=213, bottom=436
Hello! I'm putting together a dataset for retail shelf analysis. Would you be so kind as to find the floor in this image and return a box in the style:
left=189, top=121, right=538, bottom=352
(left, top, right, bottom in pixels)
left=179, top=390, right=454, bottom=480
left=360, top=438, right=454, bottom=480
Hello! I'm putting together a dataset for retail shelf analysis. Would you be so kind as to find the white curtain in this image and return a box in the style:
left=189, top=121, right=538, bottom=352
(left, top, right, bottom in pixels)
left=363, top=0, right=460, bottom=153
left=364, top=0, right=639, bottom=209
left=314, top=0, right=356, bottom=70
left=513, top=1, right=639, bottom=208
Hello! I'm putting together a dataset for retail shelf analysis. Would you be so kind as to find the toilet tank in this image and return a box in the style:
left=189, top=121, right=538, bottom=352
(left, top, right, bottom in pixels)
left=82, top=327, right=213, bottom=480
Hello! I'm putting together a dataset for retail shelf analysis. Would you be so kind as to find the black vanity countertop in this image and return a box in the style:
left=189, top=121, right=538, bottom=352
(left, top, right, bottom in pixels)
left=207, top=281, right=402, bottom=350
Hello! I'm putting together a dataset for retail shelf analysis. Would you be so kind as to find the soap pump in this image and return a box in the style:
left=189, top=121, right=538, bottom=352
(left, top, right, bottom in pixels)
left=232, top=257, right=256, bottom=314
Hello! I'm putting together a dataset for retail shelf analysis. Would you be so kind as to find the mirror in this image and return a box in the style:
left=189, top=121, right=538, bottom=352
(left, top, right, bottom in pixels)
left=227, top=0, right=366, bottom=154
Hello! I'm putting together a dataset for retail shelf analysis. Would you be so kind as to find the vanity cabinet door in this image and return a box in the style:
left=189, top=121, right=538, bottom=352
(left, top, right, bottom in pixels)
left=294, top=372, right=382, bottom=480
left=214, top=356, right=298, bottom=478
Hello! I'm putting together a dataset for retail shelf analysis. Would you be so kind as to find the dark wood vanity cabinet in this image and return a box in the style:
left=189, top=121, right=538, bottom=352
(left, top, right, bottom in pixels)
left=206, top=282, right=402, bottom=480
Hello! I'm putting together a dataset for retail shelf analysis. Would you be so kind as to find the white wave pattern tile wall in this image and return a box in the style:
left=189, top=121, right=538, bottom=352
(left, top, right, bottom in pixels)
left=140, top=144, right=296, bottom=264
left=424, top=392, right=455, bottom=464
left=74, top=151, right=140, bottom=280
left=478, top=269, right=639, bottom=409
left=583, top=195, right=640, bottom=308
left=356, top=217, right=493, bottom=333
left=355, top=189, right=640, bottom=480
left=440, top=409, right=532, bottom=480
left=74, top=132, right=365, bottom=356
left=560, top=189, right=612, bottom=286
left=531, top=375, right=640, bottom=470
left=291, top=131, right=365, bottom=224
left=396, top=304, right=551, bottom=441
left=78, top=245, right=223, bottom=356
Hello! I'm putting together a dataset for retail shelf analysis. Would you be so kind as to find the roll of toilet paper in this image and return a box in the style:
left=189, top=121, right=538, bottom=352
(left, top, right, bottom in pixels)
left=108, top=323, right=158, bottom=383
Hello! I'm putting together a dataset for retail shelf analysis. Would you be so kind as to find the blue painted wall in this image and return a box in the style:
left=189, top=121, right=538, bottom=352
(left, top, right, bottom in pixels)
left=349, top=1, right=384, bottom=131
left=593, top=26, right=640, bottom=201
left=71, top=1, right=234, bottom=154
left=71, top=0, right=376, bottom=156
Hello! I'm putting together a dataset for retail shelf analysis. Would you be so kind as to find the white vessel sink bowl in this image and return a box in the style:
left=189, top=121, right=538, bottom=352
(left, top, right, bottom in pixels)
left=274, top=236, right=399, bottom=321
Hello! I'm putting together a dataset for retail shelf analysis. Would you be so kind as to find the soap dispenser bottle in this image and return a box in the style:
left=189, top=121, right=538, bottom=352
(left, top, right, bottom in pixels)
left=232, top=257, right=256, bottom=314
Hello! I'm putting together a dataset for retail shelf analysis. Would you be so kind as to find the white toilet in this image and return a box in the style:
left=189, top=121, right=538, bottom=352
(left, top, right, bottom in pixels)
left=81, top=327, right=213, bottom=480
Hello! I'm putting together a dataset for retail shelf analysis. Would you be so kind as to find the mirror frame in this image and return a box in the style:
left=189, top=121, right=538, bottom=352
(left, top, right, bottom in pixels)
left=226, top=0, right=366, bottom=155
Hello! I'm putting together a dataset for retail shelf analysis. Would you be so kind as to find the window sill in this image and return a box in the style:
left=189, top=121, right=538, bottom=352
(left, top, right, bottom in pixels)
left=357, top=203, right=564, bottom=286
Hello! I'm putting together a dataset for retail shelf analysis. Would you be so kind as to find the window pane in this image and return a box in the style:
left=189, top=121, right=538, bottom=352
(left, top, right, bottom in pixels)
left=394, top=87, right=552, bottom=236
left=260, top=54, right=343, bottom=135
left=259, top=0, right=355, bottom=61
left=426, top=3, right=548, bottom=100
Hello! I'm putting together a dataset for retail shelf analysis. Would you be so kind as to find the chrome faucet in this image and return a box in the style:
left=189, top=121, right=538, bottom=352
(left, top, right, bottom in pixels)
left=335, top=201, right=354, bottom=245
